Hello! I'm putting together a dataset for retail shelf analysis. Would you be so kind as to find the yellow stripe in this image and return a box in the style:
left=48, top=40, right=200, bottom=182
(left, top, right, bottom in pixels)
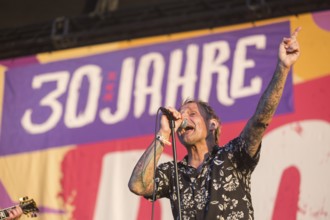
left=290, top=13, right=330, bottom=83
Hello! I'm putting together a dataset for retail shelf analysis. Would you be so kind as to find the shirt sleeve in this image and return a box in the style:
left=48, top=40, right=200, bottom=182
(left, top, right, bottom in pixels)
left=224, top=136, right=261, bottom=174
left=144, top=161, right=172, bottom=201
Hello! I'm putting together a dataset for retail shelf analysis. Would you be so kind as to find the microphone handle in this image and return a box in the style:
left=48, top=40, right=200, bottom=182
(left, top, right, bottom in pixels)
left=159, top=107, right=174, bottom=120
left=159, top=107, right=187, bottom=129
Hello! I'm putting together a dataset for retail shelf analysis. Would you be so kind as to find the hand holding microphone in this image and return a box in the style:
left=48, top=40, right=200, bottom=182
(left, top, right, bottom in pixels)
left=159, top=107, right=187, bottom=130
left=158, top=107, right=187, bottom=146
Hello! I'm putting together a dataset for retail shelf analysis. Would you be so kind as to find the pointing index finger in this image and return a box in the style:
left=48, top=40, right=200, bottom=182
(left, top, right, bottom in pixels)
left=291, top=27, right=302, bottom=39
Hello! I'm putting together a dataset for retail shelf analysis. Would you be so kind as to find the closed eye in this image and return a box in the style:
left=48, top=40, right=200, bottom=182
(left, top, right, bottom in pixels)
left=190, top=112, right=197, bottom=117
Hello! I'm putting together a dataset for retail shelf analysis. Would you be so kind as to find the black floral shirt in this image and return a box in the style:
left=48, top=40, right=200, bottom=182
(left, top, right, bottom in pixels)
left=149, top=137, right=260, bottom=220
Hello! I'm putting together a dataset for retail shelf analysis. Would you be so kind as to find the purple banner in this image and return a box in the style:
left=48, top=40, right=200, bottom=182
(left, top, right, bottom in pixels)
left=0, top=22, right=292, bottom=155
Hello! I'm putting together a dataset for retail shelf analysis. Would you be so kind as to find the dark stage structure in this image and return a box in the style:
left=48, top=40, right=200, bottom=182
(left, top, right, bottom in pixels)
left=1, top=0, right=330, bottom=60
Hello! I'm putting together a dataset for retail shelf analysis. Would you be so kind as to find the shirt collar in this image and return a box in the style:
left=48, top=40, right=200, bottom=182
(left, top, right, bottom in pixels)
left=180, top=145, right=219, bottom=166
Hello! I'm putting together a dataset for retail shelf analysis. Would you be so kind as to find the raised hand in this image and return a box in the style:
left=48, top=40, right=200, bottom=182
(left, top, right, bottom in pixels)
left=278, top=27, right=301, bottom=68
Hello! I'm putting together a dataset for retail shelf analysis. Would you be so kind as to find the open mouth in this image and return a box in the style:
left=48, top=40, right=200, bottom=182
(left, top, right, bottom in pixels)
left=182, top=125, right=194, bottom=134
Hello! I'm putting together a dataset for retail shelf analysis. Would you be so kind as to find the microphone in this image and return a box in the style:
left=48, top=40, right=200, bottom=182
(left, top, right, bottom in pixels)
left=159, top=107, right=174, bottom=119
left=180, top=118, right=188, bottom=129
left=159, top=107, right=187, bottom=129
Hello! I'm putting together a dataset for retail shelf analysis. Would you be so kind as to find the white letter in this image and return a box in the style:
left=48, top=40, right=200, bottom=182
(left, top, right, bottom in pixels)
left=231, top=35, right=265, bottom=98
left=199, top=40, right=234, bottom=105
left=21, top=71, right=69, bottom=134
left=65, top=65, right=102, bottom=128
left=165, top=44, right=198, bottom=107
left=100, top=57, right=135, bottom=124
left=134, top=53, right=164, bottom=117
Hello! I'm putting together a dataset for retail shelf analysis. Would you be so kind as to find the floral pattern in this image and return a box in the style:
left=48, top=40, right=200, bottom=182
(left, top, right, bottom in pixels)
left=149, top=137, right=260, bottom=220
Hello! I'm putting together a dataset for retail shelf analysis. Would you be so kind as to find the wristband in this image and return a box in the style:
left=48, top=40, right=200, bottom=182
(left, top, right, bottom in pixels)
left=156, top=134, right=171, bottom=146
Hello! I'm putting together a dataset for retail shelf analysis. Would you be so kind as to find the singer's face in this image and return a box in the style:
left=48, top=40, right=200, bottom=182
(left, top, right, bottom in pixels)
left=178, top=102, right=208, bottom=146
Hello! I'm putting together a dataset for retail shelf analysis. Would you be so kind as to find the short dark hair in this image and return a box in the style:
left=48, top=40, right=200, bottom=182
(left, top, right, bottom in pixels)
left=180, top=99, right=221, bottom=144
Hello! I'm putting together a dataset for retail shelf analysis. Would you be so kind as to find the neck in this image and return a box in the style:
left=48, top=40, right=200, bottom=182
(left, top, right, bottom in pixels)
left=187, top=144, right=213, bottom=169
left=185, top=136, right=217, bottom=169
left=189, top=149, right=205, bottom=165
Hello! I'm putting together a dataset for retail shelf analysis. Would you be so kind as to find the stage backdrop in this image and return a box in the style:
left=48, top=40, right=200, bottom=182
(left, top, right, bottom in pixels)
left=0, top=10, right=329, bottom=220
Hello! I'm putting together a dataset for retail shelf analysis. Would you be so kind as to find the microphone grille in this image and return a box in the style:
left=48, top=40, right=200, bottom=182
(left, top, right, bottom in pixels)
left=180, top=119, right=188, bottom=129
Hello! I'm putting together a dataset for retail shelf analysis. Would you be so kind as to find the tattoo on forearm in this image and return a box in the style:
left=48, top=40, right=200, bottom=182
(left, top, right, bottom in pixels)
left=129, top=140, right=164, bottom=194
left=243, top=65, right=290, bottom=156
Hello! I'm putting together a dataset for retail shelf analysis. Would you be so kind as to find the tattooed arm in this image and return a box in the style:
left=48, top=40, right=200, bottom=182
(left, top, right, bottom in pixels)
left=241, top=27, right=301, bottom=157
left=128, top=110, right=178, bottom=196
left=128, top=138, right=167, bottom=196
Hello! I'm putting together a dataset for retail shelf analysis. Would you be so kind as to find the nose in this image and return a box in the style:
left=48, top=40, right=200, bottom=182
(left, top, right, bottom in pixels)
left=180, top=111, right=188, bottom=119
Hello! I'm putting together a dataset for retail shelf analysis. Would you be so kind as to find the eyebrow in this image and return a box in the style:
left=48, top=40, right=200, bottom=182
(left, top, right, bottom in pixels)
left=180, top=107, right=198, bottom=114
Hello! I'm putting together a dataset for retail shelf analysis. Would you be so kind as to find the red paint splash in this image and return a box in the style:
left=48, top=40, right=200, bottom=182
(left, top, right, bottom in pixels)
left=272, top=166, right=300, bottom=220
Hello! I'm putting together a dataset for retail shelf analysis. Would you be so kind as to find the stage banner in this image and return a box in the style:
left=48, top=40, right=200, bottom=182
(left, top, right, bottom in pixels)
left=0, top=10, right=330, bottom=220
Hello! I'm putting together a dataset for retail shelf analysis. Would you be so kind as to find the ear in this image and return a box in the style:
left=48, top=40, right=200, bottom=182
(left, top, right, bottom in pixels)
left=208, top=118, right=219, bottom=131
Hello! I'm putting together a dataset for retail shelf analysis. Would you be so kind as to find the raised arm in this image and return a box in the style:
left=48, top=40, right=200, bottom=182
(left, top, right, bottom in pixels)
left=241, top=27, right=301, bottom=157
left=128, top=108, right=182, bottom=196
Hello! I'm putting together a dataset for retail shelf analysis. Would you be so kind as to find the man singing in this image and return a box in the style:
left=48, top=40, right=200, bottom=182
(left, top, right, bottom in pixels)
left=128, top=27, right=301, bottom=220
